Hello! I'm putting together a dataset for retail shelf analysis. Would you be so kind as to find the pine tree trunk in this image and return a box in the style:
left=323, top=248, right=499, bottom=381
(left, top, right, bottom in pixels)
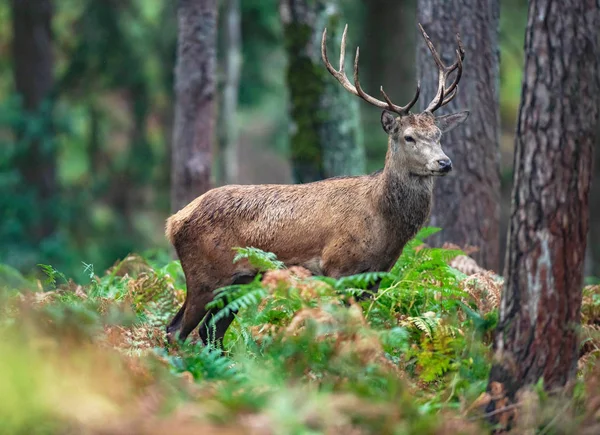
left=587, top=121, right=600, bottom=276
left=417, top=0, right=501, bottom=271
left=488, top=0, right=600, bottom=414
left=171, top=0, right=217, bottom=212
left=216, top=0, right=241, bottom=185
left=11, top=0, right=56, bottom=240
left=280, top=0, right=365, bottom=183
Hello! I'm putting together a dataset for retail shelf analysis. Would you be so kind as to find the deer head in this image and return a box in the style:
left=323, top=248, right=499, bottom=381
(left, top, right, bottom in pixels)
left=321, top=24, right=469, bottom=177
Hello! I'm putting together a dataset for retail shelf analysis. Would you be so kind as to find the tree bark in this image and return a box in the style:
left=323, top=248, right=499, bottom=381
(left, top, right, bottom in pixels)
left=488, top=0, right=599, bottom=413
left=216, top=0, right=242, bottom=186
left=417, top=0, right=501, bottom=271
left=280, top=0, right=365, bottom=183
left=11, top=0, right=56, bottom=240
left=586, top=120, right=600, bottom=277
left=171, top=0, right=217, bottom=212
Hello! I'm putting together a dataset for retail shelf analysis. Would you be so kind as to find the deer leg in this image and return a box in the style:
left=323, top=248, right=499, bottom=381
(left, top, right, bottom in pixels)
left=198, top=308, right=235, bottom=346
left=166, top=276, right=214, bottom=343
left=358, top=278, right=382, bottom=301
left=197, top=273, right=258, bottom=346
left=176, top=293, right=211, bottom=342
left=166, top=299, right=187, bottom=337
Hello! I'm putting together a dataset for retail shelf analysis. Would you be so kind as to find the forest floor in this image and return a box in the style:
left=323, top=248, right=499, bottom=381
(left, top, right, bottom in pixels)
left=1, top=228, right=599, bottom=434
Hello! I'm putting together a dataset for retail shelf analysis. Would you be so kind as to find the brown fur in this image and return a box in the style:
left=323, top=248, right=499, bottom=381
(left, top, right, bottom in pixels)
left=165, top=111, right=467, bottom=344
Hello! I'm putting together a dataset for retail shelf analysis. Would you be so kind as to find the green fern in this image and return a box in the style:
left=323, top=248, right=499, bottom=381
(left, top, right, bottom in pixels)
left=37, top=264, right=67, bottom=289
left=332, top=272, right=392, bottom=290
left=209, top=287, right=268, bottom=326
left=232, top=247, right=285, bottom=272
left=156, top=342, right=238, bottom=381
left=405, top=314, right=440, bottom=338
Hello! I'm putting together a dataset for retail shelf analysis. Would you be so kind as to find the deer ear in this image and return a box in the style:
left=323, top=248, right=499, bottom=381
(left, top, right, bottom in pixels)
left=381, top=111, right=398, bottom=135
left=435, top=111, right=470, bottom=133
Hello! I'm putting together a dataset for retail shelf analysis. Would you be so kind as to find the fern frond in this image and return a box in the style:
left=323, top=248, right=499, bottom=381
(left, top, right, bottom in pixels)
left=157, top=342, right=238, bottom=381
left=210, top=288, right=268, bottom=325
left=333, top=272, right=393, bottom=290
left=404, top=313, right=440, bottom=338
left=37, top=264, right=67, bottom=289
left=232, top=247, right=285, bottom=272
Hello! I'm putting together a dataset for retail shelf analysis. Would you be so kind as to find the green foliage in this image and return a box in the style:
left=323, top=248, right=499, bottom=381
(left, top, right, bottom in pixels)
left=208, top=283, right=268, bottom=326
left=207, top=229, right=494, bottom=404
left=38, top=264, right=68, bottom=289
left=232, top=246, right=285, bottom=271
left=2, top=224, right=599, bottom=433
left=0, top=0, right=177, bottom=281
left=157, top=341, right=238, bottom=382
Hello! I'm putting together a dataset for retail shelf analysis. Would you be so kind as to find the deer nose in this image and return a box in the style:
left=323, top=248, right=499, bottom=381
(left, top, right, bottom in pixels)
left=438, top=158, right=452, bottom=173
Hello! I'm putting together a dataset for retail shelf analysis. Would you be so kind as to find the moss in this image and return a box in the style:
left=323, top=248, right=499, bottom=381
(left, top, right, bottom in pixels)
left=283, top=21, right=327, bottom=182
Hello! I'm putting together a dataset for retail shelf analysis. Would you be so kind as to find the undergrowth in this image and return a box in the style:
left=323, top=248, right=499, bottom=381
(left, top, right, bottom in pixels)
left=0, top=227, right=598, bottom=434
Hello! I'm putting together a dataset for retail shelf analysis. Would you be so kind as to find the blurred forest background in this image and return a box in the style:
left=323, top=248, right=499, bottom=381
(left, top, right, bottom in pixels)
left=1, top=0, right=597, bottom=281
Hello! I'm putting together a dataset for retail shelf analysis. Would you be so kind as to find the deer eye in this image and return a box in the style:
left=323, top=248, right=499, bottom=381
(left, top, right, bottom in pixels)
left=404, top=135, right=415, bottom=143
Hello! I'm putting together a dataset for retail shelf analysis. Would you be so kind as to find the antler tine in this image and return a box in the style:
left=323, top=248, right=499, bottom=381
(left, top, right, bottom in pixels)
left=418, top=23, right=446, bottom=70
left=428, top=72, right=446, bottom=113
left=339, top=24, right=347, bottom=73
left=443, top=49, right=463, bottom=98
left=418, top=23, right=466, bottom=113
left=321, top=25, right=420, bottom=116
left=352, top=46, right=371, bottom=103
left=380, top=81, right=421, bottom=115
left=443, top=35, right=465, bottom=99
left=441, top=85, right=458, bottom=106
left=447, top=34, right=465, bottom=73
left=404, top=80, right=422, bottom=112
left=321, top=28, right=348, bottom=89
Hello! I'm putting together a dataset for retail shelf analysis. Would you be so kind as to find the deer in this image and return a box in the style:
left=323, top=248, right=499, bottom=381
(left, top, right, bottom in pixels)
left=165, top=23, right=469, bottom=345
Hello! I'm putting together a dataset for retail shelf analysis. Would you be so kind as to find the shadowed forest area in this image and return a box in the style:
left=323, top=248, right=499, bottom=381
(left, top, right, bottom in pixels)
left=1, top=0, right=600, bottom=433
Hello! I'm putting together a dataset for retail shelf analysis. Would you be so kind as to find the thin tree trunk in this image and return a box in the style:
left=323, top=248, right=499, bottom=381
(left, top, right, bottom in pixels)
left=488, top=0, right=599, bottom=419
left=11, top=0, right=56, bottom=240
left=280, top=0, right=365, bottom=183
left=417, top=0, right=501, bottom=271
left=171, top=0, right=217, bottom=212
left=216, top=0, right=242, bottom=185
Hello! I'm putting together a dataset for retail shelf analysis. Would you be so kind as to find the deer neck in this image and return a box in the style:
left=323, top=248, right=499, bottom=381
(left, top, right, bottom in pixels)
left=376, top=139, right=434, bottom=225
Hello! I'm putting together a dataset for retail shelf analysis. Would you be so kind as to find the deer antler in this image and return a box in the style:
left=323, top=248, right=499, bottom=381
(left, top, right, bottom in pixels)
left=418, top=23, right=465, bottom=113
left=321, top=25, right=420, bottom=116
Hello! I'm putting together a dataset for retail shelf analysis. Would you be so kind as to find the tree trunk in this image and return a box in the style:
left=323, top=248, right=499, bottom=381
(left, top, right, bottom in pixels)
left=417, top=0, right=501, bottom=271
left=171, top=0, right=217, bottom=212
left=216, top=0, right=242, bottom=186
left=280, top=0, right=365, bottom=183
left=362, top=0, right=416, bottom=170
left=11, top=0, right=56, bottom=240
left=488, top=0, right=599, bottom=415
left=587, top=120, right=600, bottom=277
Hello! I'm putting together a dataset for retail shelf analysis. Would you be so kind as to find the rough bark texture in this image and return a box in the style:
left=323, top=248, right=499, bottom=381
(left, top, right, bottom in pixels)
left=171, top=0, right=217, bottom=212
left=586, top=121, right=600, bottom=276
left=417, top=0, right=501, bottom=271
left=216, top=0, right=241, bottom=185
left=488, top=0, right=599, bottom=408
left=280, top=0, right=365, bottom=183
left=11, top=0, right=56, bottom=239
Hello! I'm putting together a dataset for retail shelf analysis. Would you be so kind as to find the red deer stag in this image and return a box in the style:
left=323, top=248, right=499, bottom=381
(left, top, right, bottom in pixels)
left=166, top=24, right=469, bottom=344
